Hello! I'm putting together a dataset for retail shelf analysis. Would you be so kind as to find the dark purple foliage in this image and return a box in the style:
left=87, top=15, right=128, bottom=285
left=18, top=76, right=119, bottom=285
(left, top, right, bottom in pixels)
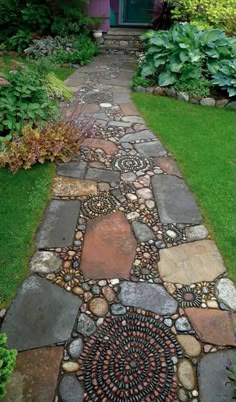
left=152, top=0, right=173, bottom=30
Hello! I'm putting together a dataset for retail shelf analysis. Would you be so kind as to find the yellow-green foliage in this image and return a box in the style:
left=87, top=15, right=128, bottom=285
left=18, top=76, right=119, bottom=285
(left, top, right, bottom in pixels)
left=0, top=334, right=17, bottom=399
left=45, top=72, right=73, bottom=101
left=171, top=0, right=236, bottom=36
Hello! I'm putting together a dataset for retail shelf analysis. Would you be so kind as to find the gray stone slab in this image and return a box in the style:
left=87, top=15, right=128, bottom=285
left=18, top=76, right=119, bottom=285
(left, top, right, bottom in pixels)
left=29, top=251, right=62, bottom=274
left=85, top=168, right=120, bottom=183
left=198, top=350, right=235, bottom=402
left=151, top=175, right=202, bottom=224
left=132, top=221, right=156, bottom=242
left=134, top=140, right=167, bottom=157
left=113, top=92, right=132, bottom=104
left=58, top=375, right=84, bottom=402
left=56, top=159, right=87, bottom=179
left=0, top=276, right=81, bottom=351
left=118, top=281, right=177, bottom=315
left=119, top=130, right=156, bottom=143
left=108, top=121, right=132, bottom=128
left=36, top=200, right=80, bottom=248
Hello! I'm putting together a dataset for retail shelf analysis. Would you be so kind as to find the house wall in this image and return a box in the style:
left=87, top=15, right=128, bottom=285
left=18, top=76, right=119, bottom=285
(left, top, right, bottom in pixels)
left=88, top=0, right=110, bottom=32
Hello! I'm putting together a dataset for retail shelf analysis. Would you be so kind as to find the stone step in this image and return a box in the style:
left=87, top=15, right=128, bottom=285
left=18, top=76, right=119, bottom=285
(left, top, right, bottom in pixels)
left=100, top=45, right=142, bottom=55
left=103, top=34, right=142, bottom=41
left=106, top=28, right=146, bottom=36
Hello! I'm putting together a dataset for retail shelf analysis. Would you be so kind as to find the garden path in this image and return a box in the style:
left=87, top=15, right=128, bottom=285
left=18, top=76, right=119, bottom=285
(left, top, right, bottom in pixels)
left=1, top=54, right=236, bottom=402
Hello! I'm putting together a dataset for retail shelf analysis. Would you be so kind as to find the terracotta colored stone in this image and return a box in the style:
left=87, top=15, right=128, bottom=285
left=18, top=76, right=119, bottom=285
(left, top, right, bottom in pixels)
left=185, top=308, right=236, bottom=346
left=82, top=138, right=118, bottom=154
left=4, top=346, right=63, bottom=402
left=80, top=212, right=137, bottom=279
left=53, top=176, right=97, bottom=197
left=120, top=102, right=139, bottom=116
left=102, top=286, right=116, bottom=303
left=154, top=157, right=182, bottom=178
left=159, top=241, right=226, bottom=285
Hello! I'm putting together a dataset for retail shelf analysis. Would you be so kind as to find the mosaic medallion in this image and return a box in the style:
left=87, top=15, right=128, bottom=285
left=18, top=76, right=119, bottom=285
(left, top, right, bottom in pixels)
left=113, top=154, right=152, bottom=173
left=195, top=281, right=216, bottom=303
left=125, top=199, right=159, bottom=226
left=53, top=268, right=82, bottom=291
left=174, top=286, right=202, bottom=308
left=82, top=192, right=118, bottom=218
left=131, top=242, right=160, bottom=283
left=162, top=224, right=186, bottom=246
left=80, top=308, right=182, bottom=402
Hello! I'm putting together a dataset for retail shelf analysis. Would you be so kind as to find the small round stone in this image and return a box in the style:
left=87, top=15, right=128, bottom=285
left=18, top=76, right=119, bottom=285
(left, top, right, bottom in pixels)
left=62, top=361, right=80, bottom=373
left=102, top=286, right=116, bottom=303
left=68, top=338, right=83, bottom=359
left=88, top=297, right=109, bottom=317
left=72, top=286, right=84, bottom=296
left=166, top=229, right=178, bottom=239
left=177, top=359, right=196, bottom=390
left=75, top=231, right=83, bottom=240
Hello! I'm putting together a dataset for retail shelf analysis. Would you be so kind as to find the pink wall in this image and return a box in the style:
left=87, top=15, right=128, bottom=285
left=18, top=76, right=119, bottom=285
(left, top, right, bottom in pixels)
left=88, top=0, right=110, bottom=32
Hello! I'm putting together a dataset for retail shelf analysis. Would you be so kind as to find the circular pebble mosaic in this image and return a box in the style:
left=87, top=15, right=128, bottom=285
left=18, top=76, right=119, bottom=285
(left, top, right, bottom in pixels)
left=82, top=192, right=118, bottom=218
left=113, top=154, right=152, bottom=173
left=162, top=224, right=186, bottom=246
left=174, top=286, right=202, bottom=308
left=80, top=308, right=182, bottom=402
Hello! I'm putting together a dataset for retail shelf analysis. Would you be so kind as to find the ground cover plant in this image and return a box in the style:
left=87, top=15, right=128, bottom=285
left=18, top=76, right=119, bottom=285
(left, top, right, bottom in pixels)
left=133, top=93, right=236, bottom=282
left=136, top=23, right=236, bottom=98
left=0, top=334, right=17, bottom=399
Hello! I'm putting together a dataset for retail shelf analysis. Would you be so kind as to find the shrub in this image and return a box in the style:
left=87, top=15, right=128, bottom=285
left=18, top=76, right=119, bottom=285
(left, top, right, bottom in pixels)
left=0, top=333, right=17, bottom=400
left=0, top=66, right=58, bottom=140
left=0, top=118, right=92, bottom=173
left=169, top=0, right=236, bottom=36
left=138, top=23, right=236, bottom=96
left=6, top=29, right=33, bottom=53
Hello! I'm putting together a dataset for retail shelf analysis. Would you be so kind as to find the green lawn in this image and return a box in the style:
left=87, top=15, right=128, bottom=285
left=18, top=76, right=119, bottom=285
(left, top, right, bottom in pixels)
left=0, top=164, right=55, bottom=307
left=133, top=93, right=236, bottom=282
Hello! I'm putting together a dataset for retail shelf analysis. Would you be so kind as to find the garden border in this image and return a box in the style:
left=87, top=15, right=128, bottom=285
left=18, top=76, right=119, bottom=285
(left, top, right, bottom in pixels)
left=134, top=85, right=236, bottom=110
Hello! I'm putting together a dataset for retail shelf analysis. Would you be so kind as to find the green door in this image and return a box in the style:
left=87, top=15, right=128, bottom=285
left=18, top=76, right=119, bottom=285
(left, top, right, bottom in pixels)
left=121, top=0, right=153, bottom=24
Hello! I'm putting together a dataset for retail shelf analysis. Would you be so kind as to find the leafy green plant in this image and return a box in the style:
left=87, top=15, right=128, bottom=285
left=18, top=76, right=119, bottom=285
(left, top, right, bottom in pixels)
left=0, top=333, right=17, bottom=400
left=7, top=29, right=32, bottom=53
left=24, top=36, right=74, bottom=58
left=169, top=0, right=236, bottom=36
left=212, top=60, right=236, bottom=97
left=21, top=3, right=51, bottom=31
left=139, top=23, right=236, bottom=95
left=0, top=67, right=58, bottom=140
left=0, top=118, right=89, bottom=172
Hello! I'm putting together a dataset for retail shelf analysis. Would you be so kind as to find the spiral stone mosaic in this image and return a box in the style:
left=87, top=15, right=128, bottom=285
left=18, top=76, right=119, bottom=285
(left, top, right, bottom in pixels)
left=82, top=192, right=119, bottom=218
left=113, top=153, right=152, bottom=173
left=79, top=308, right=182, bottom=402
left=131, top=242, right=160, bottom=283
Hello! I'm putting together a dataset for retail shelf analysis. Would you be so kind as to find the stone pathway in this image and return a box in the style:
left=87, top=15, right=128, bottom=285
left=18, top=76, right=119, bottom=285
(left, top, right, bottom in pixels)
left=1, top=54, right=236, bottom=402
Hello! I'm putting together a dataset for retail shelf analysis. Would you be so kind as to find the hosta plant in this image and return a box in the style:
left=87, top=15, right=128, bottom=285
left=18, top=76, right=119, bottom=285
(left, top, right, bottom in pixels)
left=212, top=60, right=236, bottom=97
left=0, top=334, right=17, bottom=400
left=139, top=23, right=236, bottom=95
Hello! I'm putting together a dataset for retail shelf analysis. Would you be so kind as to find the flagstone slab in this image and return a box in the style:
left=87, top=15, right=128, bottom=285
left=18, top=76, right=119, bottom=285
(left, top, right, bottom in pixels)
left=198, top=350, right=236, bottom=402
left=159, top=240, right=226, bottom=285
left=185, top=308, right=236, bottom=346
left=3, top=346, right=63, bottom=402
left=151, top=175, right=202, bottom=224
left=1, top=276, right=81, bottom=351
left=154, top=157, right=182, bottom=178
left=131, top=221, right=156, bottom=242
left=120, top=102, right=140, bottom=115
left=119, top=130, right=155, bottom=143
left=85, top=168, right=120, bottom=183
left=80, top=212, right=137, bottom=279
left=58, top=375, right=84, bottom=402
left=134, top=140, right=167, bottom=157
left=36, top=200, right=80, bottom=248
left=56, top=158, right=87, bottom=179
left=53, top=176, right=97, bottom=198
left=118, top=282, right=178, bottom=315
left=82, top=138, right=118, bottom=154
